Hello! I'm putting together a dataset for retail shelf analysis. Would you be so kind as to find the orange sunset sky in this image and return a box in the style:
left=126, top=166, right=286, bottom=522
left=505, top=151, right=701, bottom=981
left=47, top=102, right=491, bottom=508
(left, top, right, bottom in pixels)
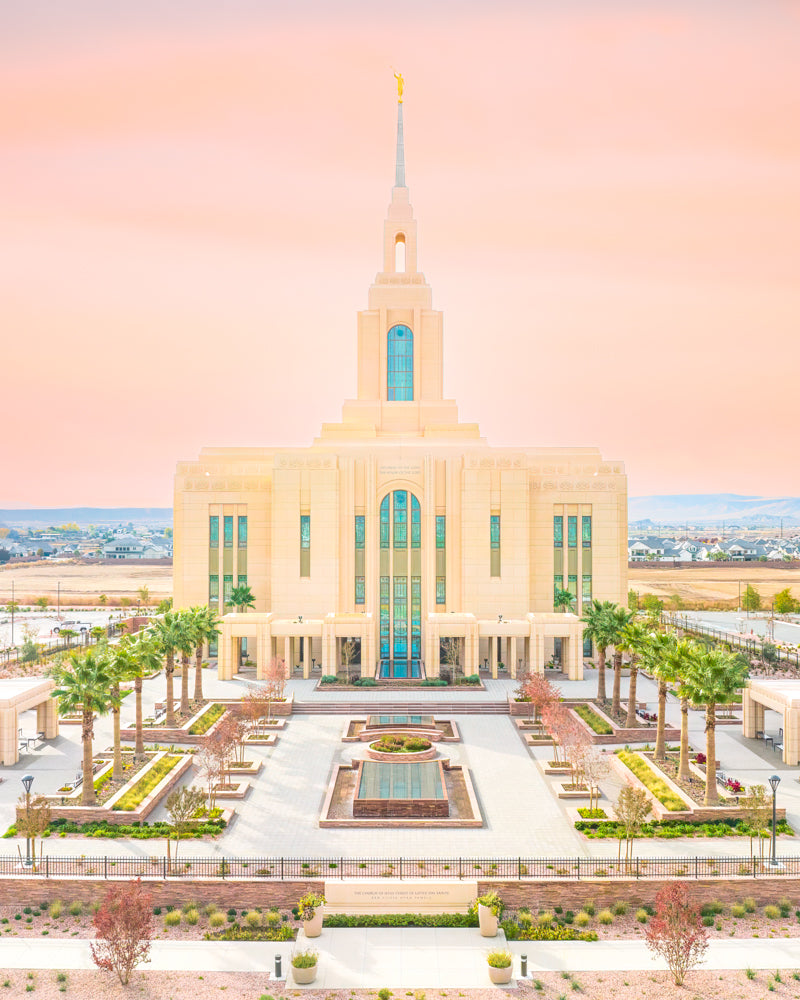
left=1, top=1, right=799, bottom=508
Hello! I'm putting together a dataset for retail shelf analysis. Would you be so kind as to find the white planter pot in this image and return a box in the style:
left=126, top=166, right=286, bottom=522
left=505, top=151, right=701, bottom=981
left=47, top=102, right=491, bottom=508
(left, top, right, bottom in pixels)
left=478, top=903, right=498, bottom=938
left=488, top=964, right=512, bottom=984
left=303, top=909, right=323, bottom=938
left=292, top=964, right=318, bottom=985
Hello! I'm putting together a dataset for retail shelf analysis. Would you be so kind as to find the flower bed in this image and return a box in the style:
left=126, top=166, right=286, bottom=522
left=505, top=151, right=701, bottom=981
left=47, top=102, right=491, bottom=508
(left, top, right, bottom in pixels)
left=573, top=704, right=613, bottom=735
left=366, top=734, right=437, bottom=763
left=111, top=754, right=182, bottom=811
left=575, top=816, right=794, bottom=839
left=616, top=750, right=689, bottom=812
left=188, top=703, right=226, bottom=736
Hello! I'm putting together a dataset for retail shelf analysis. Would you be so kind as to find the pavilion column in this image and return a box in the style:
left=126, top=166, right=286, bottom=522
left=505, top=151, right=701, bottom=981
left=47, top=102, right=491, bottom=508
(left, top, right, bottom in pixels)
left=218, top=630, right=235, bottom=680
left=742, top=688, right=757, bottom=738
left=784, top=707, right=799, bottom=767
left=509, top=637, right=518, bottom=679
left=534, top=634, right=546, bottom=675
left=490, top=635, right=498, bottom=679
left=37, top=698, right=58, bottom=739
left=303, top=636, right=310, bottom=679
left=0, top=707, right=19, bottom=766
left=283, top=636, right=291, bottom=675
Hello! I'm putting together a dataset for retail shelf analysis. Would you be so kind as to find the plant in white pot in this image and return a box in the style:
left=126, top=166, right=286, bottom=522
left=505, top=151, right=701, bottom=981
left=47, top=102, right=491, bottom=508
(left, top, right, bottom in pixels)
left=298, top=891, right=326, bottom=938
left=486, top=948, right=513, bottom=985
left=476, top=891, right=503, bottom=937
left=291, top=948, right=319, bottom=985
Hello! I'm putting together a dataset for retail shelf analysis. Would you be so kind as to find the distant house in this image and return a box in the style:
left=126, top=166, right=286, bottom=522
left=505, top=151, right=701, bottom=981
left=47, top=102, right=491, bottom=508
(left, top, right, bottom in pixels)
left=103, top=535, right=169, bottom=560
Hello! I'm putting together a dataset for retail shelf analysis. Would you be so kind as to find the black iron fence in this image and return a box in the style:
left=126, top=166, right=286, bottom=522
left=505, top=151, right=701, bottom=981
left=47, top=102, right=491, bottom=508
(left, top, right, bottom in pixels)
left=662, top=613, right=800, bottom=670
left=3, top=854, right=800, bottom=880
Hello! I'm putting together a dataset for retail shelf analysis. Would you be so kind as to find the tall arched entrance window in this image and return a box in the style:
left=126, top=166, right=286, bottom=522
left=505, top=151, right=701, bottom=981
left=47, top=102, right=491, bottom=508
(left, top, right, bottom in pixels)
left=387, top=324, right=413, bottom=400
left=379, top=489, right=421, bottom=677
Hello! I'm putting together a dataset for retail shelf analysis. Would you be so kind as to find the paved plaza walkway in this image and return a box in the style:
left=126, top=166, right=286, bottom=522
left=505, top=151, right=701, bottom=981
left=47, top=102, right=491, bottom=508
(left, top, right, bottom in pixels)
left=2, top=931, right=800, bottom=987
left=2, top=666, right=800, bottom=859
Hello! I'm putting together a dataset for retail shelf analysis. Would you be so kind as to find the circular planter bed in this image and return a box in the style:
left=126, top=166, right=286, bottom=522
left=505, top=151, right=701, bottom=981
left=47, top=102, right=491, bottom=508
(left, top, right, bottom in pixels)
left=366, top=734, right=437, bottom=762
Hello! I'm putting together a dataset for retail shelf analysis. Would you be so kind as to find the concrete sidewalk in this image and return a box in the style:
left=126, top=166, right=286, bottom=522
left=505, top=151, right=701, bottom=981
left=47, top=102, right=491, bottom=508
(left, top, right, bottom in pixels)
left=3, top=931, right=800, bottom=988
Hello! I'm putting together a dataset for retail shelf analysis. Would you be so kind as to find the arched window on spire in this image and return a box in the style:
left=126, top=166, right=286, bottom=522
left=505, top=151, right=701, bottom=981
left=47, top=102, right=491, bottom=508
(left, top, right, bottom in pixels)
left=394, top=233, right=406, bottom=273
left=387, top=324, right=413, bottom=401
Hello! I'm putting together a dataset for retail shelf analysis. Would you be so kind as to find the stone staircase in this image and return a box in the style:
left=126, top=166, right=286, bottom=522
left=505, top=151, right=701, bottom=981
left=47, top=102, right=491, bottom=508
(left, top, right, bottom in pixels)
left=293, top=700, right=509, bottom=715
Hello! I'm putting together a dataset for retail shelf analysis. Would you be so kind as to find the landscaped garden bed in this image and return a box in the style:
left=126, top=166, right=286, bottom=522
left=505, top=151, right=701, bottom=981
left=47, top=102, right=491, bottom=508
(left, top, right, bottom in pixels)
left=366, top=734, right=436, bottom=762
left=567, top=699, right=680, bottom=745
left=573, top=703, right=613, bottom=735
left=614, top=749, right=691, bottom=812
left=575, top=815, right=793, bottom=841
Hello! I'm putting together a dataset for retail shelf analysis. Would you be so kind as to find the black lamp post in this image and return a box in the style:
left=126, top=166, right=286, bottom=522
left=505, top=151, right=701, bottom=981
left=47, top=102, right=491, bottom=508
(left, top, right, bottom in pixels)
left=21, top=774, right=34, bottom=868
left=769, top=773, right=781, bottom=867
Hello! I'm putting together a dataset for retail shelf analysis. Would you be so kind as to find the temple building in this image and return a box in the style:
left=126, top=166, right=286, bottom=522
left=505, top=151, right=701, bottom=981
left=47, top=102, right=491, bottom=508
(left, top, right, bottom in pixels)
left=173, top=87, right=628, bottom=682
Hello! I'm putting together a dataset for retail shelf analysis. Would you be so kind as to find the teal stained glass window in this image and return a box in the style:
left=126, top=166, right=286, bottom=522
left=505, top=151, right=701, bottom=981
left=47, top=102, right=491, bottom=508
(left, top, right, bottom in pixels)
left=300, top=515, right=310, bottom=549
left=380, top=495, right=390, bottom=548
left=387, top=324, right=413, bottom=400
left=223, top=574, right=233, bottom=604
left=411, top=494, right=421, bottom=548
left=393, top=490, right=407, bottom=548
left=209, top=575, right=219, bottom=603
left=411, top=576, right=421, bottom=660
left=436, top=576, right=446, bottom=604
left=436, top=515, right=446, bottom=548
left=238, top=516, right=247, bottom=548
left=567, top=515, right=577, bottom=548
left=223, top=516, right=233, bottom=548
left=583, top=634, right=593, bottom=657
left=355, top=576, right=365, bottom=604
left=582, top=574, right=592, bottom=604
left=209, top=516, right=219, bottom=548
left=568, top=574, right=578, bottom=598
left=582, top=515, right=592, bottom=548
left=554, top=576, right=562, bottom=601
left=490, top=515, right=500, bottom=548
left=553, top=516, right=563, bottom=548
left=380, top=576, right=390, bottom=659
left=393, top=576, right=408, bottom=660
left=355, top=515, right=365, bottom=549
left=237, top=574, right=247, bottom=588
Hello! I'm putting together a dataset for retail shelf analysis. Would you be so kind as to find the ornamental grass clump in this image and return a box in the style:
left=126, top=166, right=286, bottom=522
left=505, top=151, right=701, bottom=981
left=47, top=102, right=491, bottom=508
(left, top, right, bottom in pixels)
left=764, top=905, right=780, bottom=919
left=291, top=949, right=318, bottom=969
left=245, top=910, right=262, bottom=928
left=184, top=909, right=199, bottom=926
left=48, top=902, right=63, bottom=919
left=208, top=912, right=226, bottom=928
left=486, top=950, right=512, bottom=969
left=597, top=910, right=614, bottom=925
left=636, top=909, right=649, bottom=924
left=164, top=911, right=181, bottom=927
left=731, top=903, right=745, bottom=918
left=574, top=912, right=591, bottom=928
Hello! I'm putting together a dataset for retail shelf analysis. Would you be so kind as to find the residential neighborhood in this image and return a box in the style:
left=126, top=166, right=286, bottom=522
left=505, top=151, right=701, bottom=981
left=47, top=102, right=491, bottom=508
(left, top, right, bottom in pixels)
left=628, top=533, right=800, bottom=562
left=0, top=522, right=172, bottom=563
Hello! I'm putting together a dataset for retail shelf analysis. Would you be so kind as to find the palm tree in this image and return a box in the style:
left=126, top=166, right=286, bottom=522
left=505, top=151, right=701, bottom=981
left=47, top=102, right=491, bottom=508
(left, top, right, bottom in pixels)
left=228, top=584, right=255, bottom=613
left=150, top=611, right=183, bottom=726
left=125, top=630, right=162, bottom=759
left=618, top=621, right=650, bottom=727
left=553, top=588, right=576, bottom=613
left=640, top=630, right=677, bottom=761
left=580, top=600, right=618, bottom=703
left=608, top=606, right=634, bottom=717
left=668, top=638, right=702, bottom=782
left=106, top=641, right=134, bottom=780
left=52, top=649, right=112, bottom=806
left=175, top=612, right=197, bottom=716
left=189, top=606, right=221, bottom=703
left=681, top=647, right=749, bottom=805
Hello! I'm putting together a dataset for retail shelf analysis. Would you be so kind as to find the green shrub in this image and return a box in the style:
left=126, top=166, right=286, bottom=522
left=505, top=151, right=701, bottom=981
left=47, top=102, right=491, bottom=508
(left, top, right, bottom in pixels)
left=744, top=897, right=756, bottom=913
left=208, top=912, right=226, bottom=928
left=574, top=704, right=612, bottom=735
left=635, top=909, right=648, bottom=924
left=486, top=950, right=512, bottom=969
left=184, top=909, right=199, bottom=926
left=583, top=902, right=595, bottom=917
left=701, top=915, right=714, bottom=927
left=204, top=904, right=218, bottom=916
left=181, top=901, right=197, bottom=914
left=245, top=910, right=262, bottom=928
left=779, top=897, right=791, bottom=918
left=615, top=750, right=687, bottom=811
left=265, top=909, right=280, bottom=926
left=501, top=922, right=597, bottom=942
left=612, top=901, right=628, bottom=916
left=577, top=808, right=607, bottom=819
left=574, top=912, right=591, bottom=928
left=378, top=990, right=393, bottom=1000
left=731, top=903, right=745, bottom=917
left=112, top=755, right=182, bottom=811
left=68, top=902, right=82, bottom=917
left=537, top=911, right=554, bottom=926
left=187, top=703, right=226, bottom=736
left=291, top=949, right=318, bottom=969
left=597, top=910, right=613, bottom=925
left=48, top=902, right=62, bottom=919
left=323, top=913, right=477, bottom=929
left=164, top=911, right=181, bottom=927
left=764, top=905, right=780, bottom=919
left=320, top=675, right=338, bottom=684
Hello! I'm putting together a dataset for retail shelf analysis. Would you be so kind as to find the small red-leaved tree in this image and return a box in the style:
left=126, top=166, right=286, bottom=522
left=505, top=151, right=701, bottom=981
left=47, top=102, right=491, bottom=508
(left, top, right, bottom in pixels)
left=645, top=882, right=708, bottom=986
left=516, top=672, right=559, bottom=723
left=91, top=878, right=155, bottom=985
left=541, top=701, right=569, bottom=764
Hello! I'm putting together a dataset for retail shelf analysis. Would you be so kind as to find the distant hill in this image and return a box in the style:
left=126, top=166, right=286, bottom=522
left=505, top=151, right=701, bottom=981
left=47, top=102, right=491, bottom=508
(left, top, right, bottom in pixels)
left=629, top=494, right=800, bottom=526
left=0, top=507, right=172, bottom=527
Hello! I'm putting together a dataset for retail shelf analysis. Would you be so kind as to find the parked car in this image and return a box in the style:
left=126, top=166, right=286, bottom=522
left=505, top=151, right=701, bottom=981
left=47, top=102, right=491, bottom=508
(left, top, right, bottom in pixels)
left=53, top=621, right=93, bottom=634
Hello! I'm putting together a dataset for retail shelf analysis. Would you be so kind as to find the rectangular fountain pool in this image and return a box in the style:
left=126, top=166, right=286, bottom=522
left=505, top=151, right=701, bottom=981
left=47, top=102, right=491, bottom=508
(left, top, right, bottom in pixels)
left=354, top=760, right=449, bottom=818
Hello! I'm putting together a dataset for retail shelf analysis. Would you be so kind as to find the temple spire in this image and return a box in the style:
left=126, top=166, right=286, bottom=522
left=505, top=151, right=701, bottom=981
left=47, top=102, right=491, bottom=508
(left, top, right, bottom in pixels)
left=393, top=72, right=406, bottom=188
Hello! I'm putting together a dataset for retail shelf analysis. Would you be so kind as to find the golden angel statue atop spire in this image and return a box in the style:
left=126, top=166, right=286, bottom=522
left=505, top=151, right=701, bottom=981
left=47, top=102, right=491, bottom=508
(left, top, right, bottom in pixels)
left=394, top=70, right=404, bottom=103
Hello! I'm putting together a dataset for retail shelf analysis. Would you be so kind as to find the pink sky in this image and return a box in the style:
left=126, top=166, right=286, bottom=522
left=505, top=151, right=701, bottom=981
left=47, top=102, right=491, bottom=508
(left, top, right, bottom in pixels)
left=1, top=2, right=799, bottom=507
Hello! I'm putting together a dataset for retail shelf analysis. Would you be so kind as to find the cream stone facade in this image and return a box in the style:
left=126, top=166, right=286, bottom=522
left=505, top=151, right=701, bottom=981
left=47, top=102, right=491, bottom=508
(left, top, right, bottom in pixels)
left=173, top=99, right=627, bottom=683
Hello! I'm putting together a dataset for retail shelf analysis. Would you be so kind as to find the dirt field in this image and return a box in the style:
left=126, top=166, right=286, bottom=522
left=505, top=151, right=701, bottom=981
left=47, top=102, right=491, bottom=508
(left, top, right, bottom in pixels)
left=629, top=563, right=800, bottom=608
left=0, top=559, right=172, bottom=604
